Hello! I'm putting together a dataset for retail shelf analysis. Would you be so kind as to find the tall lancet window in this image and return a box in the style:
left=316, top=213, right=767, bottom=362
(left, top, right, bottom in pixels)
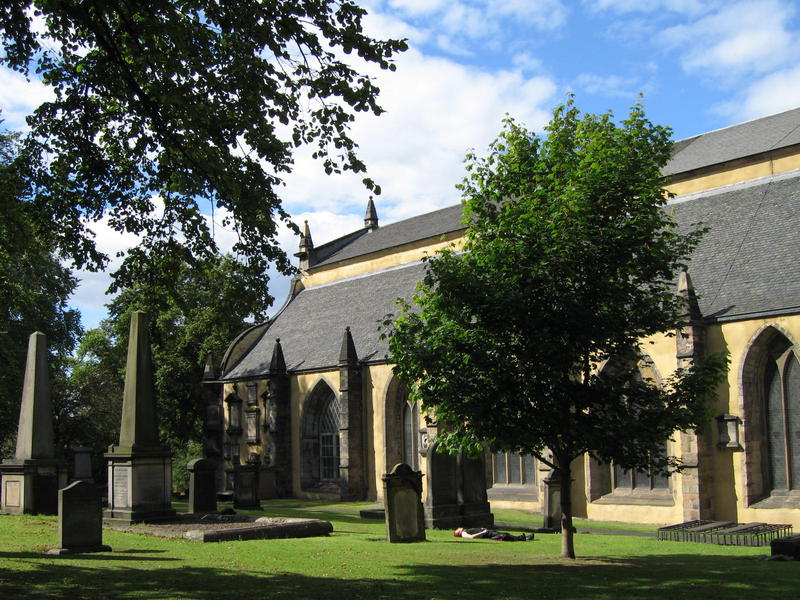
left=763, top=335, right=800, bottom=492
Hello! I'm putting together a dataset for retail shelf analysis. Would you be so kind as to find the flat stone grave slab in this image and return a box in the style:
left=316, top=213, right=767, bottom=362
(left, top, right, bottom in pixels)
left=107, top=513, right=332, bottom=543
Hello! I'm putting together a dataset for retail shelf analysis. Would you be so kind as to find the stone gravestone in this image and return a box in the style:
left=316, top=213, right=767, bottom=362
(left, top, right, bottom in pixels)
left=47, top=481, right=111, bottom=555
left=188, top=458, right=217, bottom=514
left=104, top=312, right=175, bottom=524
left=234, top=457, right=262, bottom=510
left=383, top=463, right=425, bottom=543
left=0, top=332, right=68, bottom=515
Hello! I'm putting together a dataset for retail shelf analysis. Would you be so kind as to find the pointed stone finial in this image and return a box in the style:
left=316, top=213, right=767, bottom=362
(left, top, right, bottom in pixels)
left=15, top=332, right=56, bottom=460
left=118, top=311, right=160, bottom=449
left=203, top=353, right=217, bottom=380
left=299, top=220, right=314, bottom=252
left=364, top=198, right=378, bottom=230
left=339, top=326, right=358, bottom=366
left=269, top=338, right=287, bottom=374
left=677, top=269, right=701, bottom=321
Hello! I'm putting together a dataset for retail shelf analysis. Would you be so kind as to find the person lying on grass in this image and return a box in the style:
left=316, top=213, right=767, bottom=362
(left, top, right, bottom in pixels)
left=453, top=527, right=534, bottom=541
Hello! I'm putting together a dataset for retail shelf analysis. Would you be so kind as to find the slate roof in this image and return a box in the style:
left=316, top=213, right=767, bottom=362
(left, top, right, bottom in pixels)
left=222, top=261, right=427, bottom=379
left=310, top=204, right=465, bottom=268
left=665, top=107, right=800, bottom=175
left=221, top=169, right=800, bottom=380
left=670, top=169, right=800, bottom=319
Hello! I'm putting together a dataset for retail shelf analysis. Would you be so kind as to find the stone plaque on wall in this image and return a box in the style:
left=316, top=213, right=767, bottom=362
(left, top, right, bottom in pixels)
left=245, top=408, right=260, bottom=445
left=113, top=467, right=129, bottom=508
left=4, top=480, right=21, bottom=507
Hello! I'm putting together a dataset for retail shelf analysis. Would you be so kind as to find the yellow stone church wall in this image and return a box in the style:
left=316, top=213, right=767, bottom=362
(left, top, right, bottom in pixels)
left=665, top=145, right=800, bottom=197
left=707, top=315, right=800, bottom=529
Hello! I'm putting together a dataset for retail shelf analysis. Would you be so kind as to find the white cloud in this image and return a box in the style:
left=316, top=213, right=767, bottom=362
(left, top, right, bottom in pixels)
left=0, top=68, right=55, bottom=130
left=660, top=1, right=799, bottom=81
left=717, top=65, right=800, bottom=121
left=584, top=0, right=715, bottom=16
left=389, top=0, right=448, bottom=16
left=280, top=47, right=557, bottom=226
left=512, top=52, right=543, bottom=73
left=574, top=73, right=642, bottom=99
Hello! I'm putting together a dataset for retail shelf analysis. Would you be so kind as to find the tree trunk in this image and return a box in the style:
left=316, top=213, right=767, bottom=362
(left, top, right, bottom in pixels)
left=559, top=458, right=575, bottom=559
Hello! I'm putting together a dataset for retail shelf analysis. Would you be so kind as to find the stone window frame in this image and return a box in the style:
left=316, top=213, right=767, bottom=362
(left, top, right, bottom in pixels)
left=739, top=324, right=800, bottom=508
left=587, top=352, right=675, bottom=506
left=384, top=376, right=425, bottom=474
left=300, top=377, right=341, bottom=492
left=487, top=451, right=539, bottom=502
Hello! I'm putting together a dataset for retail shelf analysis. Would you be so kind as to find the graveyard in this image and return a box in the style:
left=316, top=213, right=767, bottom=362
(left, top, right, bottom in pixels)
left=1, top=499, right=797, bottom=600
left=0, top=311, right=797, bottom=598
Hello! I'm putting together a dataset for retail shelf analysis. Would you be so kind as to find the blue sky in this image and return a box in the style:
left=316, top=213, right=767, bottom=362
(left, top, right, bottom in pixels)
left=2, top=0, right=799, bottom=330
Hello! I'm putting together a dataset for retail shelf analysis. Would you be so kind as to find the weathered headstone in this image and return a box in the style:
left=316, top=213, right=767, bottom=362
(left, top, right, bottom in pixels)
left=383, top=463, right=425, bottom=543
left=234, top=458, right=261, bottom=510
left=104, top=312, right=175, bottom=524
left=0, top=332, right=67, bottom=515
left=188, top=458, right=217, bottom=514
left=46, top=481, right=111, bottom=555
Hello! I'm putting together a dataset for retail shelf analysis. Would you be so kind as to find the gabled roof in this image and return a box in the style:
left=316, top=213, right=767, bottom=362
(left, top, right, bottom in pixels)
left=665, top=107, right=800, bottom=175
left=310, top=204, right=465, bottom=268
left=222, top=169, right=800, bottom=380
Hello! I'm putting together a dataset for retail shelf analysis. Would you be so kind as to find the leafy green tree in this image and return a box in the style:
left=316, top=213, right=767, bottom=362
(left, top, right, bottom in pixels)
left=0, top=130, right=83, bottom=457
left=1, top=0, right=406, bottom=299
left=54, top=322, right=124, bottom=460
left=386, top=100, right=728, bottom=559
left=86, top=252, right=263, bottom=453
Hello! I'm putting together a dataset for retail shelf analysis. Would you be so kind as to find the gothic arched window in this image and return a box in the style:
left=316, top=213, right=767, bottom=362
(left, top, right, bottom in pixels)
left=301, top=381, right=340, bottom=490
left=762, top=335, right=800, bottom=492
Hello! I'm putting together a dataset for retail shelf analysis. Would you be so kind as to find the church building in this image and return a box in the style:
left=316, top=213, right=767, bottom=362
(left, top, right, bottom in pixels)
left=204, top=107, right=800, bottom=529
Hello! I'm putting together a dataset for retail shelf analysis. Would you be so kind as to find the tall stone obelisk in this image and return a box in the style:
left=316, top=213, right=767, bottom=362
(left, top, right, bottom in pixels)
left=0, top=332, right=67, bottom=514
left=104, top=311, right=175, bottom=523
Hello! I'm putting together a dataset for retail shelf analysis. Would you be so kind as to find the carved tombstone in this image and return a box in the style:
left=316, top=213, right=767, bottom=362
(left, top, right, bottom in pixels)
left=383, top=463, right=426, bottom=543
left=187, top=458, right=217, bottom=514
left=234, top=457, right=262, bottom=510
left=47, top=481, right=111, bottom=555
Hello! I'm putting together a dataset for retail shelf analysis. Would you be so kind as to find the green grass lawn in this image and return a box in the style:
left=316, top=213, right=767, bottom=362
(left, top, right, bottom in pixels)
left=0, top=500, right=795, bottom=600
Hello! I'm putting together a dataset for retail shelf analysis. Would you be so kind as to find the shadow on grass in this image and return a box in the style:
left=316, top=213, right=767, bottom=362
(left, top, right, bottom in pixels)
left=0, top=550, right=176, bottom=562
left=0, top=553, right=796, bottom=600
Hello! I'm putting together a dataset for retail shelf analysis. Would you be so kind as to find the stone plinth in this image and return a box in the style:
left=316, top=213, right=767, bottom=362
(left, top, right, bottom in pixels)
left=47, top=480, right=111, bottom=555
left=383, top=463, right=425, bottom=543
left=104, top=450, right=175, bottom=523
left=0, top=459, right=67, bottom=515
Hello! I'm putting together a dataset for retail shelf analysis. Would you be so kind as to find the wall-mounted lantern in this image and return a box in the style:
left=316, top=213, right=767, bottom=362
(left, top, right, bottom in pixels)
left=716, top=414, right=742, bottom=449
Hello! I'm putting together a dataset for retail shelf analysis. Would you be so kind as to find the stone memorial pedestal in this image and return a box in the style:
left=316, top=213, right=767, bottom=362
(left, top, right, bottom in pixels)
left=103, top=312, right=175, bottom=524
left=0, top=332, right=67, bottom=515
left=47, top=481, right=111, bottom=555
left=383, top=463, right=425, bottom=543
